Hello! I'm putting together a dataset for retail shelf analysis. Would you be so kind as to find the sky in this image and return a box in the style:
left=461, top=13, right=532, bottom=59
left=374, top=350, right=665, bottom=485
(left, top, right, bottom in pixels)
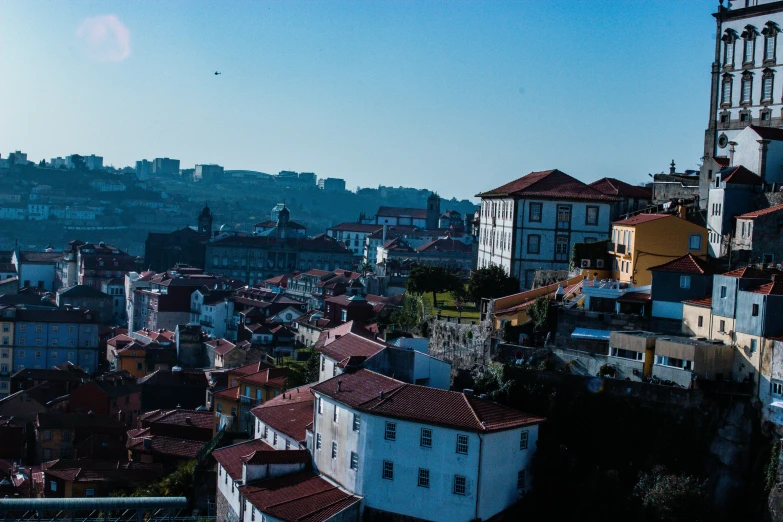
left=0, top=1, right=717, bottom=200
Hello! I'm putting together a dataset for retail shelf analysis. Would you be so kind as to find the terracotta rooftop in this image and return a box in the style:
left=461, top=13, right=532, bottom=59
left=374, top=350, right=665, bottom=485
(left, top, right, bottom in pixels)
left=719, top=165, right=764, bottom=185
left=748, top=281, right=783, bottom=295
left=589, top=177, right=652, bottom=199
left=42, top=460, right=164, bottom=483
left=126, top=429, right=206, bottom=459
left=213, top=439, right=274, bottom=480
left=251, top=384, right=316, bottom=443
left=138, top=408, right=214, bottom=430
left=616, top=292, right=651, bottom=304
left=749, top=125, right=783, bottom=141
left=228, top=361, right=275, bottom=376
left=722, top=266, right=781, bottom=279
left=684, top=295, right=713, bottom=308
left=477, top=169, right=617, bottom=201
left=237, top=367, right=289, bottom=388
left=612, top=213, right=670, bottom=226
left=415, top=238, right=472, bottom=254
left=238, top=471, right=360, bottom=522
left=328, top=222, right=383, bottom=233
left=312, top=369, right=545, bottom=433
left=316, top=332, right=387, bottom=364
left=735, top=202, right=783, bottom=220
left=376, top=206, right=427, bottom=219
left=649, top=254, right=716, bottom=275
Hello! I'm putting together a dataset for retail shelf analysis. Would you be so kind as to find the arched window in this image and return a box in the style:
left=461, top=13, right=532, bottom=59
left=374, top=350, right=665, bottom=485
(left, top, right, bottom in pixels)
left=741, top=71, right=754, bottom=105
left=741, top=25, right=759, bottom=65
left=722, top=29, right=738, bottom=68
left=762, top=21, right=779, bottom=63
left=762, top=68, right=774, bottom=103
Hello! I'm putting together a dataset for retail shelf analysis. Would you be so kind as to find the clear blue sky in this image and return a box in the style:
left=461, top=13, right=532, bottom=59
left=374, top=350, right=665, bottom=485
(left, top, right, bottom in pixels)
left=0, top=1, right=715, bottom=200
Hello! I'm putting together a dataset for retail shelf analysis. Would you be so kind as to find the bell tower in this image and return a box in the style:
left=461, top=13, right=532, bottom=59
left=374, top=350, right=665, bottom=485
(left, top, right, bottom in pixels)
left=426, top=192, right=440, bottom=229
left=198, top=203, right=213, bottom=235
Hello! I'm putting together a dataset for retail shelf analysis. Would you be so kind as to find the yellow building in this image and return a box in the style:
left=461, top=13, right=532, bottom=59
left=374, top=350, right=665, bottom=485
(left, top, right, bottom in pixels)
left=681, top=296, right=713, bottom=338
left=0, top=306, right=14, bottom=396
left=111, top=341, right=148, bottom=378
left=213, top=363, right=289, bottom=433
left=609, top=214, right=707, bottom=287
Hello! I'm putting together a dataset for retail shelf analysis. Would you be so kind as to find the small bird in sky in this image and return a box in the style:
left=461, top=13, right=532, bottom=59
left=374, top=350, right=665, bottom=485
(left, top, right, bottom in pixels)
left=214, top=71, right=221, bottom=75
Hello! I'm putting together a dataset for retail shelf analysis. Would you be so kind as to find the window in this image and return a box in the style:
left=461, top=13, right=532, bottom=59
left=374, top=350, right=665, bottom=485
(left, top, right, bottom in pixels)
left=43, top=430, right=52, bottom=441
left=585, top=206, right=599, bottom=226
left=528, top=203, right=542, bottom=222
left=720, top=319, right=726, bottom=333
left=51, top=481, right=57, bottom=492
left=316, top=433, right=322, bottom=450
left=456, top=434, right=469, bottom=455
left=557, top=206, right=571, bottom=224
left=680, top=276, right=691, bottom=289
left=725, top=38, right=735, bottom=66
left=555, top=236, right=569, bottom=255
left=751, top=338, right=758, bottom=352
left=517, top=469, right=526, bottom=490
left=689, top=235, right=702, bottom=251
left=744, top=35, right=755, bottom=63
left=18, top=325, right=25, bottom=333
left=763, top=72, right=774, bottom=101
left=741, top=75, right=753, bottom=104
left=418, top=468, right=430, bottom=488
left=772, top=380, right=783, bottom=396
left=520, top=430, right=529, bottom=450
left=654, top=355, right=694, bottom=371
left=382, top=460, right=394, bottom=480
left=766, top=32, right=777, bottom=62
left=333, top=405, right=339, bottom=424
left=35, top=325, right=42, bottom=333
left=285, top=440, right=291, bottom=450
left=752, top=303, right=760, bottom=316
left=273, top=432, right=278, bottom=446
left=420, top=428, right=432, bottom=448
left=720, top=286, right=727, bottom=299
left=698, top=316, right=704, bottom=328
left=453, top=475, right=467, bottom=495
left=350, top=451, right=358, bottom=471
left=52, top=326, right=58, bottom=334
left=385, top=421, right=396, bottom=441
left=352, top=413, right=360, bottom=432
left=527, top=235, right=540, bottom=254
left=340, top=309, right=348, bottom=322
left=331, top=441, right=338, bottom=459
left=318, top=397, right=323, bottom=414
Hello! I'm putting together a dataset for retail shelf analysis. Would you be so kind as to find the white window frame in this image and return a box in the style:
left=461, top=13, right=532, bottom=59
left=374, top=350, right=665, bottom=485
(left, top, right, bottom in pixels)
left=385, top=421, right=396, bottom=441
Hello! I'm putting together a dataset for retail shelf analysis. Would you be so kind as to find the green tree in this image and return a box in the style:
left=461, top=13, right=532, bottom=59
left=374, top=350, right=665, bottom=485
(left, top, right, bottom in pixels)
left=302, top=349, right=320, bottom=384
left=358, top=261, right=373, bottom=277
left=467, top=264, right=520, bottom=303
left=527, top=296, right=550, bottom=331
left=450, top=284, right=469, bottom=319
left=406, top=265, right=460, bottom=310
left=633, top=466, right=711, bottom=522
left=389, top=294, right=421, bottom=329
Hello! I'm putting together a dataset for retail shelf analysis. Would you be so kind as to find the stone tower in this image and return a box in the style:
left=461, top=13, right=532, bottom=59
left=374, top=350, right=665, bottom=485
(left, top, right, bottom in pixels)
left=426, top=192, right=440, bottom=230
left=198, top=203, right=213, bottom=235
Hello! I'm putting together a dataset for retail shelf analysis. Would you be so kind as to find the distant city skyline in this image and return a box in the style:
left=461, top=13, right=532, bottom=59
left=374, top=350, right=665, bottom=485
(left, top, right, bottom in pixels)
left=1, top=1, right=714, bottom=200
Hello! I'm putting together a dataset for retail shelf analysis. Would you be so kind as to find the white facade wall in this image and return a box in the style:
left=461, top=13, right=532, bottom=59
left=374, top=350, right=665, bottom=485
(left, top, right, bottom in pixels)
left=254, top=418, right=304, bottom=449
left=217, top=463, right=243, bottom=520
left=319, top=354, right=342, bottom=383
left=312, top=392, right=540, bottom=522
left=477, top=197, right=611, bottom=289
left=412, top=351, right=451, bottom=389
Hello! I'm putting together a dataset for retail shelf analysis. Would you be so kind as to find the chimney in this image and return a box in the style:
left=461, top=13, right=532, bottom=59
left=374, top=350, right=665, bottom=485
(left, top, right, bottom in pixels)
left=729, top=141, right=737, bottom=167
left=143, top=437, right=152, bottom=449
left=185, top=416, right=192, bottom=424
left=383, top=224, right=388, bottom=243
left=337, top=380, right=342, bottom=393
left=379, top=390, right=384, bottom=400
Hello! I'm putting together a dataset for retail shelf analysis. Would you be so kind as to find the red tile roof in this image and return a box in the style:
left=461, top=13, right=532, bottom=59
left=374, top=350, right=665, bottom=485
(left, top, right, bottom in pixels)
left=735, top=202, right=783, bottom=220
left=649, top=254, right=715, bottom=275
left=589, top=177, right=652, bottom=199
left=414, top=238, right=472, bottom=254
left=748, top=282, right=783, bottom=295
left=126, top=430, right=206, bottom=459
left=312, top=369, right=545, bottom=433
left=749, top=125, right=783, bottom=141
left=208, top=339, right=236, bottom=355
left=213, top=439, right=275, bottom=480
left=42, top=460, right=164, bottom=483
left=316, top=332, right=387, bottom=364
left=616, top=292, right=651, bottom=304
left=722, top=266, right=781, bottom=278
left=477, top=169, right=617, bottom=201
left=137, top=409, right=215, bottom=430
left=238, top=471, right=360, bottom=522
left=242, top=449, right=310, bottom=465
left=612, top=213, right=670, bottom=226
left=684, top=295, right=713, bottom=308
left=251, top=384, right=316, bottom=443
left=327, top=222, right=383, bottom=233
left=238, top=367, right=289, bottom=388
left=229, top=361, right=276, bottom=376
left=720, top=165, right=764, bottom=185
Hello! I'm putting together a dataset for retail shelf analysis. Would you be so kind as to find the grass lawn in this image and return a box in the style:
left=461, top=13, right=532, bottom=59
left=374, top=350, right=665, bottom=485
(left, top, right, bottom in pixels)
left=421, top=291, right=481, bottom=319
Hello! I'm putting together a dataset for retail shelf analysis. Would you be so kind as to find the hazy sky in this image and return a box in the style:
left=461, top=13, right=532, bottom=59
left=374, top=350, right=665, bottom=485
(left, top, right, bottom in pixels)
left=0, top=1, right=715, bottom=200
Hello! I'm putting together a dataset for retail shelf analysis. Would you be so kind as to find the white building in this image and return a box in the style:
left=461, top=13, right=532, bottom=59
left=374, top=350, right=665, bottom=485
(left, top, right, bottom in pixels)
left=26, top=203, right=50, bottom=220
left=190, top=288, right=236, bottom=340
left=101, top=278, right=126, bottom=323
left=310, top=369, right=544, bottom=522
left=700, top=0, right=783, bottom=205
left=89, top=179, right=126, bottom=192
left=252, top=383, right=315, bottom=450
left=327, top=223, right=383, bottom=257
left=476, top=169, right=615, bottom=289
left=125, top=271, right=154, bottom=332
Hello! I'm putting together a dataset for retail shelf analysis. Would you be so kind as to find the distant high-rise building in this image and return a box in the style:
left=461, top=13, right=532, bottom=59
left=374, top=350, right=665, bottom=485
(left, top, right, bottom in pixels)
left=152, top=157, right=180, bottom=177
left=135, top=159, right=153, bottom=180
left=193, top=164, right=224, bottom=182
left=298, top=172, right=317, bottom=185
left=317, top=177, right=346, bottom=192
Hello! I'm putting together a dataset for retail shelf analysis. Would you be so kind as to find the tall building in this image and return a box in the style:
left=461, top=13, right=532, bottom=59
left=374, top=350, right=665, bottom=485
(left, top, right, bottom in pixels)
left=476, top=169, right=615, bottom=289
left=135, top=159, right=153, bottom=180
left=152, top=158, right=180, bottom=177
left=193, top=164, right=224, bottom=182
left=700, top=0, right=783, bottom=207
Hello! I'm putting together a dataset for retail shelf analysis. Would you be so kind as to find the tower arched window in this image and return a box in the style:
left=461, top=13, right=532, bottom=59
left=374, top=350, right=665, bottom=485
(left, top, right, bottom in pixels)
left=762, top=21, right=779, bottom=63
left=741, top=71, right=754, bottom=105
left=721, top=73, right=733, bottom=106
left=722, top=29, right=738, bottom=68
left=762, top=68, right=774, bottom=103
left=742, top=25, right=759, bottom=65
